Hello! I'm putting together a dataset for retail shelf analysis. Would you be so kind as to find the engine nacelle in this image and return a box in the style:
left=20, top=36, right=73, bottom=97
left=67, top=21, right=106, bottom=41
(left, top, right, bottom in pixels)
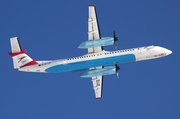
left=80, top=66, right=116, bottom=78
left=78, top=37, right=114, bottom=49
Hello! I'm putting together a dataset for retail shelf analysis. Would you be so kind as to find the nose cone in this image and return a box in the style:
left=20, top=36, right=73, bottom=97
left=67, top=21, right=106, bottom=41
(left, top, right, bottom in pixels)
left=164, top=49, right=172, bottom=55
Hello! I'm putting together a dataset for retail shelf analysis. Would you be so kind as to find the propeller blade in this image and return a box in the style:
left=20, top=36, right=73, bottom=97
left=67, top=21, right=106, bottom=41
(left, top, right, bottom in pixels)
left=113, top=30, right=119, bottom=49
left=116, top=64, right=120, bottom=78
left=115, top=41, right=117, bottom=49
left=114, top=30, right=116, bottom=38
left=116, top=69, right=119, bottom=78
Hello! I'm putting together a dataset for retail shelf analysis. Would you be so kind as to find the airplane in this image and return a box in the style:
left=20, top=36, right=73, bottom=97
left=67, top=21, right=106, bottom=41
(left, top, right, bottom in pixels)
left=8, top=5, right=172, bottom=99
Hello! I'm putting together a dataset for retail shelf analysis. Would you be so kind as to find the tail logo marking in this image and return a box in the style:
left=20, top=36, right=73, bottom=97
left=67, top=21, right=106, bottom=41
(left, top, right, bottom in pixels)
left=18, top=56, right=27, bottom=63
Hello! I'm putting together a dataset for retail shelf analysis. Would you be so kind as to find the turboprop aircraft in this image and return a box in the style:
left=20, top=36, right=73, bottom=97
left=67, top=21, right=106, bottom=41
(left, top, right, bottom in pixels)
left=8, top=5, right=172, bottom=99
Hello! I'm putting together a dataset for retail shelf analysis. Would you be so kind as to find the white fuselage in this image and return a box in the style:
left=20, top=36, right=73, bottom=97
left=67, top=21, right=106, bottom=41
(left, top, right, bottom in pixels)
left=18, top=45, right=172, bottom=73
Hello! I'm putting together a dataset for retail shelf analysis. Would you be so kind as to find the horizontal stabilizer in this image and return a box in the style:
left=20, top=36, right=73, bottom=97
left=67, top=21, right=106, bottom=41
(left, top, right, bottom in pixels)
left=10, top=37, right=22, bottom=53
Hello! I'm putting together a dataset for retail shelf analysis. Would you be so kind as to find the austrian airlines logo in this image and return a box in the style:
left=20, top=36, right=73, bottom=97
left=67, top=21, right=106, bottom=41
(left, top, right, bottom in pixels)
left=18, top=56, right=27, bottom=63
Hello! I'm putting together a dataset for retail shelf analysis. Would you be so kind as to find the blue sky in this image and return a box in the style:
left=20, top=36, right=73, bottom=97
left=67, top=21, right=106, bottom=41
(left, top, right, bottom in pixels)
left=0, top=0, right=180, bottom=119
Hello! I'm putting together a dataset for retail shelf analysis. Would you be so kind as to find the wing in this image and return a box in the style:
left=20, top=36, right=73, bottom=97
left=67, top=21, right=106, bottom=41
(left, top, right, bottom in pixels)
left=88, top=5, right=103, bottom=99
left=88, top=5, right=103, bottom=54
left=92, top=76, right=103, bottom=99
left=90, top=66, right=103, bottom=99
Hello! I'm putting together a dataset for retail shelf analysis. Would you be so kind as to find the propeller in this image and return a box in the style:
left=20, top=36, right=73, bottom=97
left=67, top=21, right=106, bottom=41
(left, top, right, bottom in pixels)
left=114, top=30, right=119, bottom=49
left=115, top=64, right=121, bottom=78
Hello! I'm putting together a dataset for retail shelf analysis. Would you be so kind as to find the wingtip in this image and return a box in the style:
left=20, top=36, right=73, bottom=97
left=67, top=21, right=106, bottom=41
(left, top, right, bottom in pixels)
left=89, top=5, right=95, bottom=7
left=96, top=97, right=102, bottom=99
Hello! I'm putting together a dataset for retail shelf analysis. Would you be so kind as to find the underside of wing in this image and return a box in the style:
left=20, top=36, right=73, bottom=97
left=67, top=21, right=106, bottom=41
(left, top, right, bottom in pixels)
left=88, top=5, right=103, bottom=54
left=92, top=75, right=103, bottom=99
left=88, top=5, right=104, bottom=99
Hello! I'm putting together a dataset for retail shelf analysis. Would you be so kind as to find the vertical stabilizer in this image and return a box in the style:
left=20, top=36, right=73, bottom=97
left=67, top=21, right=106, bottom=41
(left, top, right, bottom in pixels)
left=8, top=37, right=38, bottom=69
